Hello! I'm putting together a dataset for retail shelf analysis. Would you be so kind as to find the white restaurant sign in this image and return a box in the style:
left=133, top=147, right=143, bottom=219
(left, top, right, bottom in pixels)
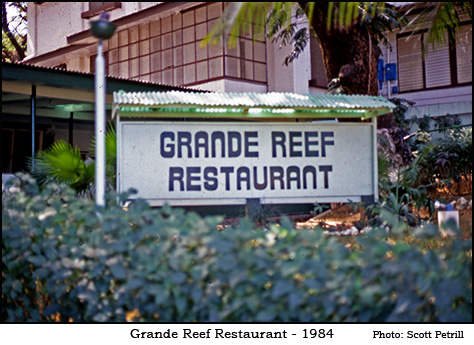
left=117, top=121, right=378, bottom=206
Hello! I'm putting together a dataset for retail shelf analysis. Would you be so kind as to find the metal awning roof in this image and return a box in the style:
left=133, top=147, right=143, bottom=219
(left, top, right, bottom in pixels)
left=2, top=62, right=200, bottom=122
left=113, top=91, right=395, bottom=120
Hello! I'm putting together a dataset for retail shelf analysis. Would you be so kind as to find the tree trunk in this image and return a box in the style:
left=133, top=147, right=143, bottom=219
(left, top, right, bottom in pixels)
left=298, top=2, right=380, bottom=96
left=2, top=2, right=26, bottom=61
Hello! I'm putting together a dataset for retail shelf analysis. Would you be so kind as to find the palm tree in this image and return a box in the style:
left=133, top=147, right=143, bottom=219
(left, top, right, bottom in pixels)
left=204, top=2, right=472, bottom=96
left=30, top=123, right=117, bottom=195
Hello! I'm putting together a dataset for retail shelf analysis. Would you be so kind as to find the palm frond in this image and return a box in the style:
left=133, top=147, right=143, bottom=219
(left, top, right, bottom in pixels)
left=32, top=140, right=87, bottom=186
left=202, top=2, right=296, bottom=49
left=283, top=27, right=310, bottom=65
left=403, top=2, right=472, bottom=52
left=90, top=121, right=117, bottom=188
left=105, top=122, right=117, bottom=164
left=30, top=121, right=117, bottom=195
left=90, top=121, right=117, bottom=163
left=326, top=2, right=387, bottom=31
left=70, top=161, right=95, bottom=194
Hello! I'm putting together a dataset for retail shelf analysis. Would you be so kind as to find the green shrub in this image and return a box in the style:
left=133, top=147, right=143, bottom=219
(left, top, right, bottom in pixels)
left=2, top=174, right=472, bottom=322
left=416, top=128, right=472, bottom=194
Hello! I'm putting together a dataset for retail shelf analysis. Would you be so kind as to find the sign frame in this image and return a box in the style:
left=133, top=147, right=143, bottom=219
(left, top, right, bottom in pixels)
left=116, top=117, right=379, bottom=208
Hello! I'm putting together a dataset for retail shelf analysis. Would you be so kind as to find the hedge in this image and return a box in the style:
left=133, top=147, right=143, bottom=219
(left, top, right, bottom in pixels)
left=2, top=173, right=472, bottom=322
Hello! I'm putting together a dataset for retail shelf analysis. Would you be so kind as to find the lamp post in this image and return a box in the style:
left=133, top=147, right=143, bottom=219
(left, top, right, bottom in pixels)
left=90, top=13, right=116, bottom=207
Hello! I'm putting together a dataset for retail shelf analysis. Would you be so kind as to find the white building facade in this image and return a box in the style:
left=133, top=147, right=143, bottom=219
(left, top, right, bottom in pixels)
left=26, top=2, right=321, bottom=95
left=23, top=2, right=474, bottom=123
left=378, top=7, right=472, bottom=126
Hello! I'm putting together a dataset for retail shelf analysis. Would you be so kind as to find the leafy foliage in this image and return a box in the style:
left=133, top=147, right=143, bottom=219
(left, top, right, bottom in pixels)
left=201, top=2, right=471, bottom=71
left=3, top=174, right=471, bottom=322
left=403, top=2, right=472, bottom=51
left=369, top=153, right=436, bottom=229
left=2, top=2, right=27, bottom=62
left=30, top=122, right=117, bottom=195
left=267, top=6, right=310, bottom=66
left=377, top=97, right=471, bottom=225
left=203, top=2, right=403, bottom=68
left=432, top=114, right=463, bottom=133
left=416, top=128, right=472, bottom=195
left=377, top=98, right=416, bottom=169
left=91, top=122, right=117, bottom=188
left=389, top=97, right=416, bottom=131
left=31, top=140, right=93, bottom=193
left=373, top=168, right=422, bottom=231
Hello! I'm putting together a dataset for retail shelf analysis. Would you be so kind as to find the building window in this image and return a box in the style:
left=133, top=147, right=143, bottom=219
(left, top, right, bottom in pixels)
left=105, top=2, right=267, bottom=86
left=456, top=24, right=472, bottom=84
left=397, top=23, right=472, bottom=93
left=81, top=2, right=121, bottom=19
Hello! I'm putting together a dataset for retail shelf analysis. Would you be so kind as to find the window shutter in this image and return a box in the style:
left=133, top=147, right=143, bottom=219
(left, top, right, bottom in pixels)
left=456, top=25, right=472, bottom=84
left=398, top=34, right=424, bottom=91
left=424, top=32, right=451, bottom=88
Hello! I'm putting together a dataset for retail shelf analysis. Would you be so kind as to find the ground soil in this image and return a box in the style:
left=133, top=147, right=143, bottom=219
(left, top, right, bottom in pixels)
left=219, top=194, right=472, bottom=239
left=294, top=195, right=472, bottom=239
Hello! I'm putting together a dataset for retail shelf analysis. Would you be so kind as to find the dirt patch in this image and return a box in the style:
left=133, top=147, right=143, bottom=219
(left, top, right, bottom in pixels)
left=218, top=195, right=472, bottom=239
left=295, top=204, right=364, bottom=231
left=458, top=206, right=473, bottom=239
left=295, top=196, right=472, bottom=239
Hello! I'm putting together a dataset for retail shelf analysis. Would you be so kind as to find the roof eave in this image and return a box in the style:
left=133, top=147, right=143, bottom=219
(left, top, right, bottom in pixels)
left=114, top=105, right=393, bottom=120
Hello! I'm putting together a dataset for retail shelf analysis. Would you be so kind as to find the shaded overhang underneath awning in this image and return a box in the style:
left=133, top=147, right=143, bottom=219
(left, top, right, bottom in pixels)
left=2, top=62, right=201, bottom=121
left=113, top=91, right=395, bottom=120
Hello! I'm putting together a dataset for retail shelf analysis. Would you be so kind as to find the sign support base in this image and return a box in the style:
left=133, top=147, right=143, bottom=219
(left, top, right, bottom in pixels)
left=246, top=198, right=262, bottom=221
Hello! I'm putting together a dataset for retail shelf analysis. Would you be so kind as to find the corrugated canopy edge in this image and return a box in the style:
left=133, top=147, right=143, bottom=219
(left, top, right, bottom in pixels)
left=112, top=91, right=395, bottom=120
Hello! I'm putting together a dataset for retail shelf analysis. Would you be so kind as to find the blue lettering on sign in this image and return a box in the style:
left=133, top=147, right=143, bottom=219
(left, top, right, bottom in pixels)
left=161, top=130, right=336, bottom=192
left=271, top=131, right=334, bottom=158
left=160, top=130, right=335, bottom=159
left=167, top=165, right=333, bottom=192
left=160, top=131, right=260, bottom=158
